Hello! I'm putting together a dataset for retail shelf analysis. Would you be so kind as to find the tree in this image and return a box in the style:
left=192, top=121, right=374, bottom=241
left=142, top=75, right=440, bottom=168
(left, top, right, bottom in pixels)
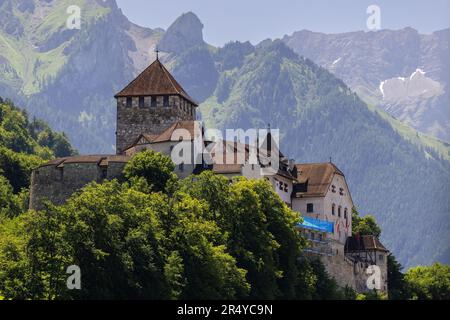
left=179, top=173, right=306, bottom=299
left=405, top=263, right=450, bottom=300
left=0, top=177, right=252, bottom=300
left=60, top=180, right=170, bottom=299
left=124, top=149, right=176, bottom=192
left=387, top=253, right=409, bottom=300
left=0, top=147, right=43, bottom=193
left=352, top=207, right=381, bottom=237
left=164, top=192, right=250, bottom=299
left=0, top=175, right=22, bottom=218
left=37, top=130, right=75, bottom=157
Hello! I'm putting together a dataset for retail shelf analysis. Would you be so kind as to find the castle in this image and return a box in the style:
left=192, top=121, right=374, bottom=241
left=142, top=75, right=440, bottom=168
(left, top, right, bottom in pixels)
left=29, top=57, right=388, bottom=295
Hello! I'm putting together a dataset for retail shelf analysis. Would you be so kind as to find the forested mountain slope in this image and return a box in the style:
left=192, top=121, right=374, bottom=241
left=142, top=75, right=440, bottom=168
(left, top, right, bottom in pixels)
left=200, top=41, right=450, bottom=268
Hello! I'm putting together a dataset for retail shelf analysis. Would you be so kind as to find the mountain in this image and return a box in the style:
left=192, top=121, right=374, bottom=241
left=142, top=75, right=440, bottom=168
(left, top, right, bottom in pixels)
left=201, top=40, right=450, bottom=268
left=283, top=28, right=450, bottom=142
left=0, top=0, right=162, bottom=153
left=0, top=1, right=449, bottom=268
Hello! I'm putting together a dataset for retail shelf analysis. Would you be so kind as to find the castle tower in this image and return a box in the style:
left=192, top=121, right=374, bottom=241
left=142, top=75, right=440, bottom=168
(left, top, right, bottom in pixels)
left=114, top=57, right=198, bottom=154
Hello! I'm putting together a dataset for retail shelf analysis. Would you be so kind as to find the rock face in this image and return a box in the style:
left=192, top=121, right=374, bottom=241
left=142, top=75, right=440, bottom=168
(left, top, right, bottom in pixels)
left=283, top=28, right=450, bottom=142
left=158, top=12, right=205, bottom=54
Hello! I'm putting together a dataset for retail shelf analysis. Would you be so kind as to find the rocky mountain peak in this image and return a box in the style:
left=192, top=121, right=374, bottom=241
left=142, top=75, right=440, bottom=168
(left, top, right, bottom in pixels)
left=158, top=11, right=205, bottom=54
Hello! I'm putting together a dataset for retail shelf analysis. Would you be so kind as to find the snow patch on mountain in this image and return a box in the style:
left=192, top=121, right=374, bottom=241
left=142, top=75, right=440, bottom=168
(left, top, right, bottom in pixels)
left=379, top=69, right=444, bottom=101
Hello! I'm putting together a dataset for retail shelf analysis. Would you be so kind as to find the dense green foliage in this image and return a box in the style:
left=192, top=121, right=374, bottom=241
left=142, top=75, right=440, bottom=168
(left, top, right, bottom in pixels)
left=124, top=149, right=176, bottom=193
left=351, top=208, right=382, bottom=238
left=387, top=254, right=410, bottom=300
left=405, top=263, right=450, bottom=300
left=0, top=149, right=346, bottom=300
left=0, top=97, right=75, bottom=215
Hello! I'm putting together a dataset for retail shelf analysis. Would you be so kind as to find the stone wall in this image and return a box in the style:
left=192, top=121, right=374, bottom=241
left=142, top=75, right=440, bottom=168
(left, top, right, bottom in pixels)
left=29, top=156, right=129, bottom=210
left=310, top=253, right=388, bottom=295
left=116, top=95, right=196, bottom=153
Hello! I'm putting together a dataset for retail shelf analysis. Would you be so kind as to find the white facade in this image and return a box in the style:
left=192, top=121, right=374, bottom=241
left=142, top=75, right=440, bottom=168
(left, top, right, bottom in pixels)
left=292, top=172, right=353, bottom=244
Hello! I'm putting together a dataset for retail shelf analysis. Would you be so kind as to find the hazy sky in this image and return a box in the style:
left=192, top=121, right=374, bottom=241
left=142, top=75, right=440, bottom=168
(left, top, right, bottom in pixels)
left=116, top=0, right=450, bottom=46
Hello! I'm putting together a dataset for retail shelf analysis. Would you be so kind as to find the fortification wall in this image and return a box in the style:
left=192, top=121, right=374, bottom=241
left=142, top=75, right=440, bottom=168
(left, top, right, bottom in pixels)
left=320, top=252, right=388, bottom=294
left=303, top=240, right=388, bottom=294
left=29, top=156, right=129, bottom=211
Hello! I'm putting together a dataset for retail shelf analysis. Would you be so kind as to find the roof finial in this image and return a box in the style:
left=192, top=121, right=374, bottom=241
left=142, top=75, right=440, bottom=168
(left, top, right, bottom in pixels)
left=267, top=123, right=271, bottom=131
left=155, top=47, right=160, bottom=61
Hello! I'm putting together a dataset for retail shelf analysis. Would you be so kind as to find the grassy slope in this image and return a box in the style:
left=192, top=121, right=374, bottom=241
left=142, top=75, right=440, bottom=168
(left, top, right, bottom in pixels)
left=366, top=103, right=450, bottom=161
left=0, top=0, right=110, bottom=95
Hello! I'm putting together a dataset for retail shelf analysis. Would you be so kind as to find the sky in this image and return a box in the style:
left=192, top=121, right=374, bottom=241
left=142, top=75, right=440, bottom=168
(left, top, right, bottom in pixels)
left=115, top=0, right=450, bottom=46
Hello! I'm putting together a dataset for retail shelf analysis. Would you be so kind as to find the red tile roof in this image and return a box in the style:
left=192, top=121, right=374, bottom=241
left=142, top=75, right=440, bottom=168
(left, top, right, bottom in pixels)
left=114, top=59, right=198, bottom=106
left=39, top=155, right=131, bottom=168
left=123, top=121, right=201, bottom=152
left=293, top=162, right=345, bottom=197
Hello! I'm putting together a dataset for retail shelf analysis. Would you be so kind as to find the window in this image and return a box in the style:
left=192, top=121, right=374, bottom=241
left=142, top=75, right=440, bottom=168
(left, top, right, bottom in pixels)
left=332, top=204, right=335, bottom=215
left=284, top=183, right=288, bottom=192
left=139, top=96, right=145, bottom=108
left=307, top=203, right=314, bottom=213
left=163, top=95, right=169, bottom=107
left=331, top=185, right=336, bottom=193
left=379, top=254, right=384, bottom=261
left=126, top=97, right=132, bottom=108
left=179, top=163, right=184, bottom=172
left=339, top=187, right=344, bottom=196
left=151, top=96, right=157, bottom=107
left=344, top=208, right=348, bottom=220
left=338, top=206, right=341, bottom=217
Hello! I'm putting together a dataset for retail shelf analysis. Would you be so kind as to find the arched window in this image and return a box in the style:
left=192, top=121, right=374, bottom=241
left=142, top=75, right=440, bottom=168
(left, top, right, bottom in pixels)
left=332, top=204, right=335, bottom=215
left=338, top=206, right=341, bottom=217
left=344, top=208, right=348, bottom=220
